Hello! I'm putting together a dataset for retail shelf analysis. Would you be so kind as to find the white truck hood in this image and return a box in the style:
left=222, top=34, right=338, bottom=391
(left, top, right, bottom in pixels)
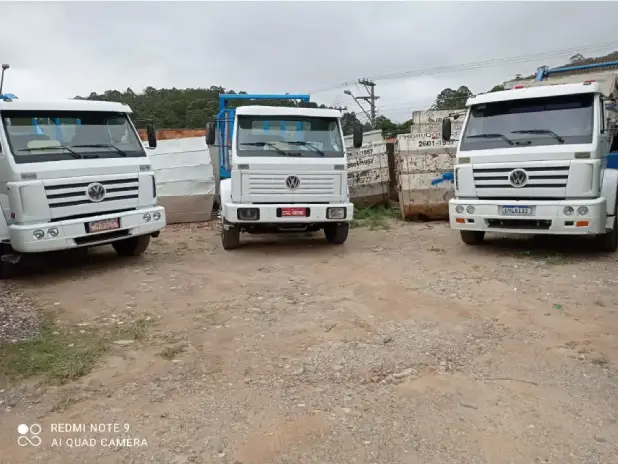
left=9, top=157, right=148, bottom=181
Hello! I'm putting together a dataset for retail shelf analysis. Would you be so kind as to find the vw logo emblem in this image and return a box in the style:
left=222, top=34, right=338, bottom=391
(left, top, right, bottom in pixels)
left=86, top=182, right=106, bottom=202
left=285, top=175, right=300, bottom=190
left=508, top=169, right=528, bottom=188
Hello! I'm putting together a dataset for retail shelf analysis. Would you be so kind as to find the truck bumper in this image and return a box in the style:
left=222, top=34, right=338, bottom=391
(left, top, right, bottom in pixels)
left=8, top=206, right=166, bottom=253
left=448, top=198, right=609, bottom=235
left=222, top=202, right=354, bottom=224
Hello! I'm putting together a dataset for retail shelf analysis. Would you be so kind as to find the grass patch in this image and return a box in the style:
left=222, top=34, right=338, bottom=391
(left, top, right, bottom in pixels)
left=0, top=317, right=152, bottom=385
left=159, top=344, right=186, bottom=360
left=351, top=205, right=400, bottom=230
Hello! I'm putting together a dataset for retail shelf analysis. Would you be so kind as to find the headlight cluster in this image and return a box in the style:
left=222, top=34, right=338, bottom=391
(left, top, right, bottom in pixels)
left=143, top=211, right=162, bottom=223
left=563, top=206, right=589, bottom=216
left=32, top=227, right=59, bottom=240
left=455, top=205, right=475, bottom=214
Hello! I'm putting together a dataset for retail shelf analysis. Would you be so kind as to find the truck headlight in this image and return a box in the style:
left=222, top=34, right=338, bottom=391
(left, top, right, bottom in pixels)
left=153, top=211, right=161, bottom=221
left=455, top=205, right=464, bottom=214
left=48, top=227, right=59, bottom=238
left=327, top=207, right=346, bottom=219
left=33, top=229, right=45, bottom=240
left=563, top=206, right=574, bottom=216
left=577, top=206, right=589, bottom=216
left=143, top=213, right=152, bottom=222
left=466, top=206, right=475, bottom=214
left=237, top=208, right=260, bottom=221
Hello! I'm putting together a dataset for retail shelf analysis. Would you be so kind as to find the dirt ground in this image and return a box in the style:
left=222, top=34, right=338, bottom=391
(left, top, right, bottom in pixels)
left=1, top=220, right=618, bottom=464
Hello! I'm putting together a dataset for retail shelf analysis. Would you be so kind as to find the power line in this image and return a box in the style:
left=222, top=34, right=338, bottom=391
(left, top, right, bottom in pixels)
left=309, top=39, right=618, bottom=94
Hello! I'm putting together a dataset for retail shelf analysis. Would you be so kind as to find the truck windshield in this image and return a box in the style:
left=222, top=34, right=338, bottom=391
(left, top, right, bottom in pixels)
left=236, top=116, right=344, bottom=158
left=460, top=93, right=594, bottom=151
left=1, top=110, right=146, bottom=163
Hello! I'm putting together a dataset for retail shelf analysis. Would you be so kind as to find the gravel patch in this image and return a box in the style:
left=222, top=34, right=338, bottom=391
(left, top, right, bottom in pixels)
left=0, top=281, right=40, bottom=343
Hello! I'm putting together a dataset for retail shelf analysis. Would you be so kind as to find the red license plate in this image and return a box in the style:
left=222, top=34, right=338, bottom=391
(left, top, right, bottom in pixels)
left=88, top=218, right=120, bottom=233
left=281, top=207, right=307, bottom=217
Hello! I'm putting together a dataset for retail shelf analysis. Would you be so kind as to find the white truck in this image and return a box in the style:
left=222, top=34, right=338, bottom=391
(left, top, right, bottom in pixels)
left=0, top=87, right=166, bottom=276
left=442, top=64, right=618, bottom=251
left=206, top=99, right=363, bottom=250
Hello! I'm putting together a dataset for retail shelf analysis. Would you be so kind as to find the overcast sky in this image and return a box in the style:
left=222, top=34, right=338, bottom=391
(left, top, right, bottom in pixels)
left=2, top=1, right=618, bottom=123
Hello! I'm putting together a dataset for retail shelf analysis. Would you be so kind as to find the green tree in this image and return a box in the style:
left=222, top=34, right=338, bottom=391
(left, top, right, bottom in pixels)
left=431, top=86, right=473, bottom=110
left=77, top=87, right=353, bottom=130
left=488, top=84, right=505, bottom=93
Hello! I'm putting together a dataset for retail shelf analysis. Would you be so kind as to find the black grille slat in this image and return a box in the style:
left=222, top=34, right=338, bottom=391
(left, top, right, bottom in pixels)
left=487, top=218, right=552, bottom=230
left=474, top=166, right=569, bottom=173
left=45, top=178, right=138, bottom=191
left=477, top=184, right=567, bottom=189
left=47, top=186, right=137, bottom=199
left=474, top=175, right=568, bottom=181
left=73, top=230, right=131, bottom=246
left=50, top=195, right=139, bottom=208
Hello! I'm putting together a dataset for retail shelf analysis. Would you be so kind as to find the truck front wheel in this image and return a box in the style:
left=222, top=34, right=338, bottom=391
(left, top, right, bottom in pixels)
left=460, top=230, right=485, bottom=245
left=112, top=235, right=151, bottom=257
left=324, top=223, right=349, bottom=245
left=221, top=220, right=240, bottom=250
left=595, top=214, right=618, bottom=252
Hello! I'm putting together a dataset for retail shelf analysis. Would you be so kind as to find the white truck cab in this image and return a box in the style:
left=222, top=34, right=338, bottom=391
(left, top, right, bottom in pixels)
left=0, top=96, right=166, bottom=275
left=207, top=105, right=363, bottom=249
left=443, top=70, right=618, bottom=251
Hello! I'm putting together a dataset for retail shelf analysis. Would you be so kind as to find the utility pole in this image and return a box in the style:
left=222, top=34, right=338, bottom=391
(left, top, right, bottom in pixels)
left=0, top=64, right=10, bottom=96
left=343, top=80, right=379, bottom=127
left=332, top=105, right=347, bottom=112
left=357, top=79, right=379, bottom=127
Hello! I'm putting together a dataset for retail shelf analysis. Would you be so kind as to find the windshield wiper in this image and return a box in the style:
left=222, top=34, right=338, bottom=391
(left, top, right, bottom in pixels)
left=281, top=141, right=325, bottom=156
left=467, top=133, right=514, bottom=145
left=72, top=144, right=128, bottom=156
left=511, top=129, right=564, bottom=144
left=240, top=142, right=291, bottom=156
left=18, top=145, right=82, bottom=159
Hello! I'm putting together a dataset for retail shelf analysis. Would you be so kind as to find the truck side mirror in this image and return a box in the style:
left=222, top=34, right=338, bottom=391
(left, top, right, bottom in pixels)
left=352, top=124, right=363, bottom=148
left=146, top=123, right=157, bottom=149
left=442, top=118, right=452, bottom=142
left=206, top=121, right=216, bottom=146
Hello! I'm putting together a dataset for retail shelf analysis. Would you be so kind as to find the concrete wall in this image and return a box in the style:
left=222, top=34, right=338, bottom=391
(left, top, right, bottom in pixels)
left=344, top=130, right=390, bottom=207
left=141, top=130, right=215, bottom=224
left=395, top=110, right=462, bottom=220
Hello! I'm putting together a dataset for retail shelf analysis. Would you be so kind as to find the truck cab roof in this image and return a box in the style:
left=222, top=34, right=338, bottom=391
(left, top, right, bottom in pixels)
left=467, top=82, right=606, bottom=107
left=0, top=99, right=133, bottom=113
left=235, top=105, right=343, bottom=118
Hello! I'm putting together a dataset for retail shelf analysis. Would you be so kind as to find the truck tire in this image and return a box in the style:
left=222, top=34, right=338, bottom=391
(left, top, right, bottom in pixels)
left=112, top=235, right=151, bottom=257
left=324, top=223, right=349, bottom=245
left=221, top=220, right=240, bottom=250
left=0, top=244, right=18, bottom=279
left=595, top=214, right=618, bottom=252
left=460, top=230, right=485, bottom=245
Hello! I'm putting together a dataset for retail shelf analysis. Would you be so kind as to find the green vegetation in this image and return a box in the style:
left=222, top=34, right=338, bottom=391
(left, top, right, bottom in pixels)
left=352, top=205, right=400, bottom=230
left=0, top=317, right=152, bottom=384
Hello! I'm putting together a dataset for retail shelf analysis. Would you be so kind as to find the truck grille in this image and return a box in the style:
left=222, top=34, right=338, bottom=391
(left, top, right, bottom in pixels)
left=44, top=176, right=140, bottom=219
left=244, top=174, right=338, bottom=197
left=473, top=163, right=569, bottom=198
